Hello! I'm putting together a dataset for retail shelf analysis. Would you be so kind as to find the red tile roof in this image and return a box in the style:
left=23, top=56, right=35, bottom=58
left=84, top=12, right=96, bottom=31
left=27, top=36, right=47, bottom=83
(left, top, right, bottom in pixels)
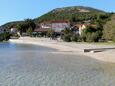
left=40, top=20, right=69, bottom=24
left=34, top=28, right=49, bottom=32
left=51, top=20, right=69, bottom=23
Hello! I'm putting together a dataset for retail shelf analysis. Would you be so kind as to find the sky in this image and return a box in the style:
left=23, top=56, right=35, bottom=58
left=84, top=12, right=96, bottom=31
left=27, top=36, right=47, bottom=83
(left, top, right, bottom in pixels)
left=0, top=0, right=115, bottom=25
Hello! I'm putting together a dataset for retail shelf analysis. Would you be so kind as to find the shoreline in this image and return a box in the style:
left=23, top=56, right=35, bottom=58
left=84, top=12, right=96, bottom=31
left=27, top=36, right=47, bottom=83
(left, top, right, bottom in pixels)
left=9, top=37, right=115, bottom=63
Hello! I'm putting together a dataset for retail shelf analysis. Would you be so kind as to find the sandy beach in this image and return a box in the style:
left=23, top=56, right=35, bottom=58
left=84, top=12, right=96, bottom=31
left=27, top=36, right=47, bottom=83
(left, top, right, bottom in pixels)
left=9, top=37, right=115, bottom=63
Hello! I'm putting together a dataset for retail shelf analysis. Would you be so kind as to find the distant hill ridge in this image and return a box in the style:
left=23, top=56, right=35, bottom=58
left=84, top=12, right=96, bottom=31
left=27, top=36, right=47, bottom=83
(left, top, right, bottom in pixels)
left=52, top=6, right=105, bottom=13
left=34, top=6, right=106, bottom=23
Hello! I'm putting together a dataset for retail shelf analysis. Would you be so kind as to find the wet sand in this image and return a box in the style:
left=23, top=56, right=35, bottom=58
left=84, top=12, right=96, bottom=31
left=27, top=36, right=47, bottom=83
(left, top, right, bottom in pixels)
left=0, top=43, right=115, bottom=86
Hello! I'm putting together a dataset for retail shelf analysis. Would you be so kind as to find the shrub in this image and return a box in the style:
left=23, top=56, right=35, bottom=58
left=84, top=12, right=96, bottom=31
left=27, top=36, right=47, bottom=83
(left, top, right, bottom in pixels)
left=91, top=32, right=99, bottom=42
left=81, top=30, right=87, bottom=42
left=86, top=33, right=92, bottom=42
left=85, top=32, right=99, bottom=42
left=62, top=34, right=71, bottom=42
left=27, top=27, right=33, bottom=36
left=46, top=29, right=54, bottom=37
left=103, top=14, right=115, bottom=41
left=71, top=34, right=79, bottom=42
left=81, top=25, right=101, bottom=42
left=0, top=32, right=11, bottom=41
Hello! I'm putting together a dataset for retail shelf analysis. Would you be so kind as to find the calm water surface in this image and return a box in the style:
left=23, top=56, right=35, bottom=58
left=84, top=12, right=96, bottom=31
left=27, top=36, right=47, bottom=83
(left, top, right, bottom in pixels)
left=0, top=42, right=115, bottom=86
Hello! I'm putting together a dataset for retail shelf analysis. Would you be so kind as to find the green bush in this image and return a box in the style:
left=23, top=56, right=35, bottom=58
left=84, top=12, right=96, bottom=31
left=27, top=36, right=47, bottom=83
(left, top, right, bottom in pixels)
left=0, top=32, right=11, bottom=41
left=82, top=32, right=99, bottom=42
left=91, top=32, right=99, bottom=42
left=62, top=34, right=71, bottom=42
left=27, top=27, right=33, bottom=36
left=46, top=29, right=54, bottom=37
left=81, top=26, right=101, bottom=42
left=103, top=14, right=115, bottom=41
left=86, top=33, right=92, bottom=42
left=81, top=30, right=87, bottom=42
left=71, top=34, right=79, bottom=42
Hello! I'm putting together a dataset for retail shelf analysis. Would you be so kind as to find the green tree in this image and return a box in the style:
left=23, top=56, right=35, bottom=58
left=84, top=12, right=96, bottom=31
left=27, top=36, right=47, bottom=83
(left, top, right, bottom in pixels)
left=47, top=29, right=54, bottom=37
left=103, top=14, right=115, bottom=41
left=71, top=34, right=80, bottom=42
left=0, top=31, right=10, bottom=41
left=27, top=27, right=33, bottom=36
left=61, top=28, right=73, bottom=42
left=81, top=30, right=87, bottom=42
left=63, top=34, right=71, bottom=42
left=24, top=19, right=36, bottom=31
left=15, top=19, right=36, bottom=35
left=16, top=23, right=23, bottom=35
left=81, top=26, right=101, bottom=42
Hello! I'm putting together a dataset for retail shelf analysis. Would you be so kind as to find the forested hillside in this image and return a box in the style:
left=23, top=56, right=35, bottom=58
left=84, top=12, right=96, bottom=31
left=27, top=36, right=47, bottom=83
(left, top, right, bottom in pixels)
left=0, top=6, right=113, bottom=30
left=34, top=6, right=107, bottom=23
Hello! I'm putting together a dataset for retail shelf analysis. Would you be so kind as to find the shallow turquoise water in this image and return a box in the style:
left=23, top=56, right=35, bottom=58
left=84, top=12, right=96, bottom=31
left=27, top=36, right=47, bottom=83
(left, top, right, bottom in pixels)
left=0, top=42, right=57, bottom=52
left=0, top=42, right=115, bottom=86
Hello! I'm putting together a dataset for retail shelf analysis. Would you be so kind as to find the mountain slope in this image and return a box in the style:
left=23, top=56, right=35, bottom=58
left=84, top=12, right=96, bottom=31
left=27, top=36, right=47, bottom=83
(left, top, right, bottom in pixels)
left=52, top=6, right=105, bottom=13
left=34, top=6, right=106, bottom=23
left=1, top=6, right=109, bottom=29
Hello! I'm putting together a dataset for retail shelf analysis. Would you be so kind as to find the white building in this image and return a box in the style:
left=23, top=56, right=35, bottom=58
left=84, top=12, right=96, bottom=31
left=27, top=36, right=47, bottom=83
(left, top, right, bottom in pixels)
left=79, top=24, right=86, bottom=35
left=40, top=22, right=51, bottom=29
left=38, top=20, right=70, bottom=33
left=10, top=28, right=21, bottom=37
left=10, top=28, right=18, bottom=34
left=51, top=21, right=70, bottom=32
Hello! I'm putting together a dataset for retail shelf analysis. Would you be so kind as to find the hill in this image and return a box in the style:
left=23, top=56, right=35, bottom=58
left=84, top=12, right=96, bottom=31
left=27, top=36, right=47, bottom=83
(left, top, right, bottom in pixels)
left=52, top=6, right=105, bottom=13
left=34, top=6, right=106, bottom=23
left=1, top=6, right=111, bottom=29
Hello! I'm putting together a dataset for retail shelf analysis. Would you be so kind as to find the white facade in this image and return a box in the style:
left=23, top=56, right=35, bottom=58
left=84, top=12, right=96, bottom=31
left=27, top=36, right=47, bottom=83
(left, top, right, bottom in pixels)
left=10, top=28, right=17, bottom=33
left=52, top=23, right=69, bottom=32
left=41, top=26, right=51, bottom=29
left=40, top=23, right=51, bottom=29
left=79, top=24, right=86, bottom=35
left=40, top=21, right=70, bottom=32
